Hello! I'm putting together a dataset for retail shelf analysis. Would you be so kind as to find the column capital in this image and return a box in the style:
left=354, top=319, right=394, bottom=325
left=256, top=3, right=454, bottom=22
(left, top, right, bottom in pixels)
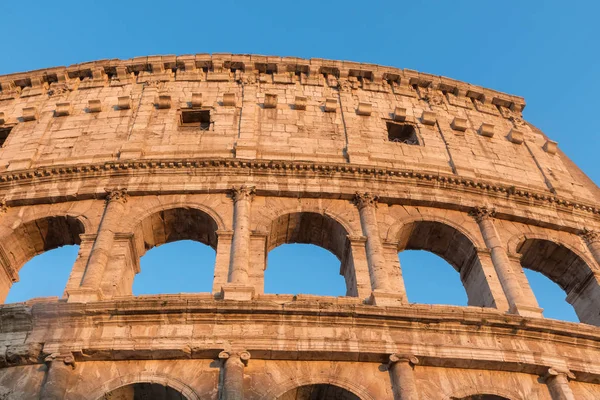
left=545, top=367, right=576, bottom=381
left=353, top=192, right=379, bottom=210
left=230, top=186, right=256, bottom=202
left=580, top=228, right=600, bottom=245
left=105, top=188, right=128, bottom=204
left=0, top=198, right=8, bottom=214
left=469, top=206, right=496, bottom=223
left=389, top=353, right=419, bottom=367
left=219, top=350, right=251, bottom=365
left=44, top=352, right=76, bottom=369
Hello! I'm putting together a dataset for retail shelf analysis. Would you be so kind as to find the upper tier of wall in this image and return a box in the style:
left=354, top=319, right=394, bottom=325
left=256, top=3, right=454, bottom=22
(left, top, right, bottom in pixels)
left=0, top=54, right=597, bottom=214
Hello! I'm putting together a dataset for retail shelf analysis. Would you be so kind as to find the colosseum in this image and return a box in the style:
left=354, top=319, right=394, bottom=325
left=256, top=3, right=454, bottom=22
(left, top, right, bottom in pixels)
left=0, top=53, right=597, bottom=399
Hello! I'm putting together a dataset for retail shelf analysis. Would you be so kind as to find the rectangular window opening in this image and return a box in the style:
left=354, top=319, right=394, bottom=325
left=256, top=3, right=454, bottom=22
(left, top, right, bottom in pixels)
left=386, top=121, right=419, bottom=145
left=180, top=109, right=211, bottom=131
left=0, top=126, right=13, bottom=148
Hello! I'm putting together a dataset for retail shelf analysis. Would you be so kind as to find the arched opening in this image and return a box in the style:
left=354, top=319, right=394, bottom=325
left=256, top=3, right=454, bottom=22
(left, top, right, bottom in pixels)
left=396, top=221, right=496, bottom=308
left=265, top=212, right=355, bottom=296
left=399, top=250, right=467, bottom=306
left=518, top=238, right=597, bottom=324
left=523, top=269, right=578, bottom=322
left=453, top=396, right=509, bottom=400
left=1, top=215, right=84, bottom=303
left=265, top=244, right=346, bottom=296
left=100, top=383, right=188, bottom=400
left=278, top=384, right=360, bottom=400
left=129, top=207, right=219, bottom=296
left=134, top=240, right=215, bottom=295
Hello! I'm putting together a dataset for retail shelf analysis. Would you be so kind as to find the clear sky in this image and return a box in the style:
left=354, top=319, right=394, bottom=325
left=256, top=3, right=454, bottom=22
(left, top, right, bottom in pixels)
left=2, top=1, right=598, bottom=323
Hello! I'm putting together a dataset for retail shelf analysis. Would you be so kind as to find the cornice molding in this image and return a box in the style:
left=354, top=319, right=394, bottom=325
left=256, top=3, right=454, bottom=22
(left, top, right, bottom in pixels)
left=0, top=158, right=597, bottom=218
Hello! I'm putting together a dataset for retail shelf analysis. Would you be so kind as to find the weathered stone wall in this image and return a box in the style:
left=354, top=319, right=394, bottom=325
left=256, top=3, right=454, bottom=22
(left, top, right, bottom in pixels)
left=0, top=54, right=598, bottom=399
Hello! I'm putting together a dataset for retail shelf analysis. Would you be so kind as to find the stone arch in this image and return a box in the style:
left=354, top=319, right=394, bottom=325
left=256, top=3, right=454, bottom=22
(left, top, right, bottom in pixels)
left=261, top=375, right=375, bottom=400
left=88, top=371, right=201, bottom=400
left=0, top=213, right=87, bottom=303
left=389, top=216, right=501, bottom=308
left=263, top=210, right=359, bottom=296
left=508, top=233, right=600, bottom=325
left=125, top=200, right=227, bottom=235
left=444, top=386, right=521, bottom=400
left=255, top=204, right=358, bottom=239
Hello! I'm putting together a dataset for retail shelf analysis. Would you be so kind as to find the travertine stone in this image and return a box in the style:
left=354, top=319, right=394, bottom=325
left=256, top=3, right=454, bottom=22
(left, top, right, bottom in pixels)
left=393, top=106, right=407, bottom=121
left=451, top=117, right=468, bottom=132
left=421, top=110, right=436, bottom=125
left=544, top=140, right=558, bottom=155
left=0, top=54, right=597, bottom=399
left=479, top=122, right=495, bottom=137
left=508, top=128, right=524, bottom=144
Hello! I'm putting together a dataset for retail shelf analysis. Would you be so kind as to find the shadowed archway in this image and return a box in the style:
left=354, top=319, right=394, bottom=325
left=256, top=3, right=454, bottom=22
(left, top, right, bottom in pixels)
left=278, top=384, right=361, bottom=400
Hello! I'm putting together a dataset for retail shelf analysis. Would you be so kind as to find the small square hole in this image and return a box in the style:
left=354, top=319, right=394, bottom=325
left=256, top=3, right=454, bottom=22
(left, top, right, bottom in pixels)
left=386, top=122, right=419, bottom=145
left=0, top=127, right=12, bottom=148
left=180, top=109, right=211, bottom=130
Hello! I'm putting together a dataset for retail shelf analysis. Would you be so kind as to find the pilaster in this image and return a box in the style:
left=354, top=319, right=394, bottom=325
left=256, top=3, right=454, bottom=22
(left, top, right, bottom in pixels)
left=219, top=351, right=250, bottom=400
left=544, top=367, right=576, bottom=400
left=388, top=353, right=419, bottom=400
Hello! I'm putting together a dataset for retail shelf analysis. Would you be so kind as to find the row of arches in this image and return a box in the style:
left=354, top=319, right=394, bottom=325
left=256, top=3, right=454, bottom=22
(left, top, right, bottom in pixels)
left=1, top=202, right=598, bottom=325
left=98, top=381, right=512, bottom=400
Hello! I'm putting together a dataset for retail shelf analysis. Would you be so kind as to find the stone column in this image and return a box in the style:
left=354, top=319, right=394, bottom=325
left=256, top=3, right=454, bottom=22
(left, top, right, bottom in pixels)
left=354, top=193, right=403, bottom=306
left=222, top=187, right=255, bottom=300
left=219, top=351, right=250, bottom=400
left=470, top=207, right=542, bottom=317
left=40, top=353, right=76, bottom=400
left=213, top=230, right=234, bottom=294
left=544, top=368, right=576, bottom=400
left=70, top=189, right=128, bottom=302
left=388, top=354, right=419, bottom=400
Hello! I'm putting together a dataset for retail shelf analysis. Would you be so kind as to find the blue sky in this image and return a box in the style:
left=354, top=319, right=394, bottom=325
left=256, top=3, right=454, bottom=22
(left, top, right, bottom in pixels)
left=3, top=1, right=599, bottom=323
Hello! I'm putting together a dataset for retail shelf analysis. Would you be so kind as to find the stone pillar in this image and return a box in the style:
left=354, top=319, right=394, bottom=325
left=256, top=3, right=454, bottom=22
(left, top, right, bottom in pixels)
left=344, top=235, right=373, bottom=299
left=219, top=351, right=250, bottom=400
left=40, top=353, right=76, bottom=400
left=222, top=187, right=255, bottom=300
left=544, top=368, right=576, bottom=400
left=69, top=189, right=128, bottom=302
left=354, top=193, right=403, bottom=306
left=388, top=354, right=419, bottom=400
left=213, top=230, right=234, bottom=294
left=470, top=207, right=542, bottom=317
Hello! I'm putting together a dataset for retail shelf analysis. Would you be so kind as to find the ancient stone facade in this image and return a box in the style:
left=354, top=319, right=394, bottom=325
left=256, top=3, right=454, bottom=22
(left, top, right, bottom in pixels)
left=0, top=54, right=598, bottom=399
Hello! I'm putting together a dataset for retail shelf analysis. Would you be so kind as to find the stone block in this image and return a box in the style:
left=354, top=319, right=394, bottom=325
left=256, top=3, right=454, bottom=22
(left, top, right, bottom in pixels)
left=157, top=94, right=171, bottom=109
left=543, top=140, right=558, bottom=155
left=223, top=93, right=236, bottom=107
left=117, top=96, right=131, bottom=110
left=451, top=117, right=468, bottom=132
left=221, top=284, right=255, bottom=301
left=421, top=111, right=436, bottom=125
left=324, top=98, right=337, bottom=112
left=264, top=93, right=277, bottom=109
left=88, top=99, right=102, bottom=113
left=479, top=123, right=495, bottom=137
left=54, top=102, right=71, bottom=117
left=21, top=107, right=37, bottom=121
left=294, top=96, right=307, bottom=110
left=356, top=102, right=372, bottom=116
left=191, top=93, right=202, bottom=108
left=508, top=128, right=524, bottom=144
left=393, top=107, right=407, bottom=121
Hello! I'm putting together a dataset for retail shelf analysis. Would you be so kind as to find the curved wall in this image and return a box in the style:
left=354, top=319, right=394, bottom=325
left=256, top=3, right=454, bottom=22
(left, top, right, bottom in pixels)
left=0, top=54, right=598, bottom=399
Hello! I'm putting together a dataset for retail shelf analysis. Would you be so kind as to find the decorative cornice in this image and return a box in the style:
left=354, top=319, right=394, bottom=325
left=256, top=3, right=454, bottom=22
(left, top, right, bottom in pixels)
left=0, top=158, right=597, bottom=217
left=0, top=54, right=526, bottom=112
left=469, top=206, right=496, bottom=223
left=353, top=192, right=379, bottom=210
left=105, top=188, right=128, bottom=204
left=0, top=198, right=7, bottom=214
left=230, top=186, right=256, bottom=202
